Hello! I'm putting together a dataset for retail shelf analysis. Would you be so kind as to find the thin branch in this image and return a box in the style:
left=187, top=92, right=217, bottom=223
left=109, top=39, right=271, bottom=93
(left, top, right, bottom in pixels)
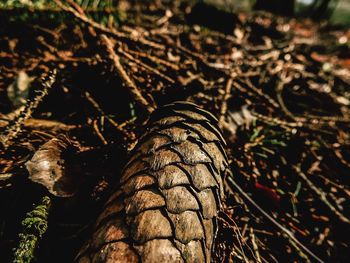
left=0, top=70, right=56, bottom=148
left=292, top=165, right=350, bottom=224
left=0, top=118, right=77, bottom=132
left=119, top=46, right=175, bottom=84
left=54, top=0, right=165, bottom=50
left=219, top=76, right=234, bottom=128
left=126, top=48, right=179, bottom=71
left=250, top=227, right=262, bottom=263
left=93, top=119, right=108, bottom=145
left=84, top=91, right=132, bottom=141
left=225, top=175, right=324, bottom=263
left=100, top=34, right=155, bottom=114
left=244, top=77, right=279, bottom=109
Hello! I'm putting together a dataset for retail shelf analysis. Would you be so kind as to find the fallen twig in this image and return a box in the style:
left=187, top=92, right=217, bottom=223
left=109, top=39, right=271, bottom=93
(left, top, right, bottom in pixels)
left=84, top=91, right=132, bottom=140
left=225, top=175, right=324, bottom=263
left=119, top=46, right=175, bottom=84
left=0, top=70, right=56, bottom=148
left=219, top=76, right=234, bottom=128
left=92, top=119, right=108, bottom=145
left=292, top=165, right=350, bottom=225
left=0, top=118, right=77, bottom=132
left=250, top=227, right=262, bottom=263
left=54, top=0, right=165, bottom=50
left=100, top=34, right=155, bottom=114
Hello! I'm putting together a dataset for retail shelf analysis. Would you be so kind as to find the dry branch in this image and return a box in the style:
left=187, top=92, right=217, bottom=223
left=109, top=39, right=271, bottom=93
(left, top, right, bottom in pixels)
left=53, top=0, right=165, bottom=50
left=100, top=34, right=155, bottom=114
left=292, top=165, right=350, bottom=225
left=225, top=176, right=324, bottom=263
left=0, top=70, right=56, bottom=148
left=219, top=76, right=234, bottom=128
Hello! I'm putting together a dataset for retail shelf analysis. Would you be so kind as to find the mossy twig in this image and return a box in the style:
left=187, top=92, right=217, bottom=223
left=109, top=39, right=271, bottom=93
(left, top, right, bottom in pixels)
left=13, top=196, right=51, bottom=263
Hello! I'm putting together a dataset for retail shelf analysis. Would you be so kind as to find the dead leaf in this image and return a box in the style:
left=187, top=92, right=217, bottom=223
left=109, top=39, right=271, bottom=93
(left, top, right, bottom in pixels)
left=26, top=136, right=81, bottom=197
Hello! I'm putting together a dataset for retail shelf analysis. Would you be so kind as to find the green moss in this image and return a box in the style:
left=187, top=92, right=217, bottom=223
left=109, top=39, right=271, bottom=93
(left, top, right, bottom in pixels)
left=13, top=196, right=51, bottom=263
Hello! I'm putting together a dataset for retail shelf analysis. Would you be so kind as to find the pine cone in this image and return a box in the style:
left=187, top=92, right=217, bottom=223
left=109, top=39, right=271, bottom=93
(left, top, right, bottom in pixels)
left=77, top=101, right=228, bottom=263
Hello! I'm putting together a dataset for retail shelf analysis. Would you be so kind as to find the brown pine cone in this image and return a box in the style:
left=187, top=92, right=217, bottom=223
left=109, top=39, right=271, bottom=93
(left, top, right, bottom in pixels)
left=76, top=101, right=228, bottom=263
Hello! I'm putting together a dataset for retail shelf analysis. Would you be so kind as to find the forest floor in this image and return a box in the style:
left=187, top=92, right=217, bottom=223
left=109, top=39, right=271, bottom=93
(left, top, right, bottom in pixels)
left=1, top=0, right=350, bottom=262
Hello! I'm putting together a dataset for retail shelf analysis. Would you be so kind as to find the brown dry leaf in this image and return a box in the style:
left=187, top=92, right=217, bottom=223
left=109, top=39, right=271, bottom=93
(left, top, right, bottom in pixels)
left=25, top=136, right=80, bottom=197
